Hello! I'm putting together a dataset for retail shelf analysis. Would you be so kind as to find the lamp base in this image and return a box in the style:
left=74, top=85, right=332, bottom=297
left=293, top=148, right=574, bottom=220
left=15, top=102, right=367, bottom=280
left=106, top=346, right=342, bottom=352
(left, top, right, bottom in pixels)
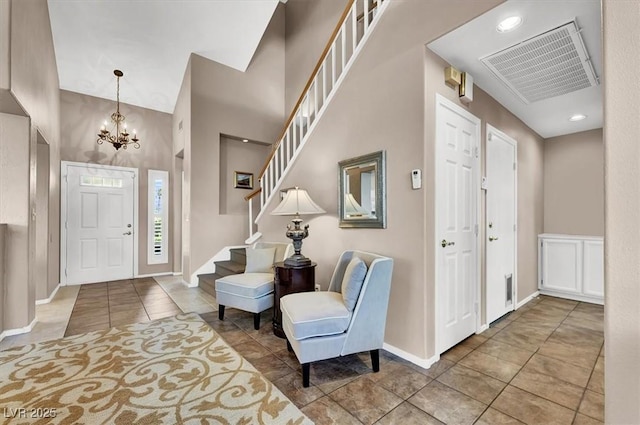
left=284, top=254, right=312, bottom=267
left=284, top=216, right=312, bottom=267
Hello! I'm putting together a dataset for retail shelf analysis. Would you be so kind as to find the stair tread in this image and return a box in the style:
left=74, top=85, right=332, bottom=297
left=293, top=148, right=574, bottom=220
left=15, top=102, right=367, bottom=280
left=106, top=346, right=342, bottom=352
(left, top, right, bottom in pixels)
left=198, top=272, right=223, bottom=282
left=198, top=273, right=221, bottom=298
left=215, top=260, right=245, bottom=274
left=198, top=281, right=216, bottom=297
left=229, top=248, right=247, bottom=266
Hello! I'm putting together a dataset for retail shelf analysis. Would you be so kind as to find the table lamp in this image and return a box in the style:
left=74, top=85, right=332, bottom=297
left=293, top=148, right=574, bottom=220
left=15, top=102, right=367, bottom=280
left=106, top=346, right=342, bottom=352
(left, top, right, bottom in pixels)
left=271, top=187, right=325, bottom=266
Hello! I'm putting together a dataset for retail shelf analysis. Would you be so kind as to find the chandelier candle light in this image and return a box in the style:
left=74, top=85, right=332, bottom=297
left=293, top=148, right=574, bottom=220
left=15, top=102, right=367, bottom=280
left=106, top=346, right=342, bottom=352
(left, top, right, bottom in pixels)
left=271, top=187, right=325, bottom=267
left=97, top=69, right=140, bottom=151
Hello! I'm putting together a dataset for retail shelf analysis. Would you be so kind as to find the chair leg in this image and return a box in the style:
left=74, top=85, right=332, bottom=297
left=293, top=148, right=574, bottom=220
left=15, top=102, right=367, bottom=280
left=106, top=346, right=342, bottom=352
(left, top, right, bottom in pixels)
left=253, top=312, right=260, bottom=330
left=302, top=363, right=310, bottom=388
left=370, top=349, right=380, bottom=373
left=218, top=305, right=225, bottom=321
left=286, top=339, right=293, bottom=352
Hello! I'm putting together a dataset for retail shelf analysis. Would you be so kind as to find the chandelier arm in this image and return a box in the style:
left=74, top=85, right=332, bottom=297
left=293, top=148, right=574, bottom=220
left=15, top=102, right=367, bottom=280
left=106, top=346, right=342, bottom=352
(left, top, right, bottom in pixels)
left=96, top=69, right=141, bottom=151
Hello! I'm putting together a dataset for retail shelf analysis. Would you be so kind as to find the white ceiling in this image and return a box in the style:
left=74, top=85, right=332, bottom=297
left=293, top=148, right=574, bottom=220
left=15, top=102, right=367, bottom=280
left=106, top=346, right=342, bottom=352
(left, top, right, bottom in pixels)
left=48, top=0, right=280, bottom=113
left=428, top=0, right=602, bottom=138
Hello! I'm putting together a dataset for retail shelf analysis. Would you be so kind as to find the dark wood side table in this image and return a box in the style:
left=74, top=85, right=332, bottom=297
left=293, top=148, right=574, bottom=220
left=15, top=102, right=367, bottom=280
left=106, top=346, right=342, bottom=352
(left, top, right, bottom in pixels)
left=273, top=261, right=316, bottom=338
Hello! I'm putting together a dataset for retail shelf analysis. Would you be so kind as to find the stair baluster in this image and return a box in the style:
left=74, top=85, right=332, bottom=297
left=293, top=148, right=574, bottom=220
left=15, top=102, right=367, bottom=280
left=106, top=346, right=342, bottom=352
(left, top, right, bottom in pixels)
left=245, top=0, right=389, bottom=233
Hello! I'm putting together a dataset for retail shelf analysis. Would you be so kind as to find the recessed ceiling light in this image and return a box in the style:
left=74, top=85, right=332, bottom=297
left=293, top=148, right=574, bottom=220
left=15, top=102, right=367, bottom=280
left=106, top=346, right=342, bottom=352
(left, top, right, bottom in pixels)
left=497, top=16, right=522, bottom=33
left=242, top=139, right=249, bottom=143
left=569, top=114, right=587, bottom=122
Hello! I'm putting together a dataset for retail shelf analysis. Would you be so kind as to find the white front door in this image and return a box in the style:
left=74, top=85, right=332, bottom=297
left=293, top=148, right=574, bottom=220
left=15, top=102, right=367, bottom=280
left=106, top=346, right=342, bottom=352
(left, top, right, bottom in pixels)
left=64, top=163, right=136, bottom=285
left=435, top=95, right=480, bottom=354
left=486, top=125, right=517, bottom=324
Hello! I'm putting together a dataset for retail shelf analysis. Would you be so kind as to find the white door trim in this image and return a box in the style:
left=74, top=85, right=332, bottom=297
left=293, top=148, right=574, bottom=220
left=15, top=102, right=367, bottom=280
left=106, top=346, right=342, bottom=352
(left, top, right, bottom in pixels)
left=485, top=124, right=518, bottom=322
left=434, top=94, right=482, bottom=354
left=60, top=161, right=139, bottom=285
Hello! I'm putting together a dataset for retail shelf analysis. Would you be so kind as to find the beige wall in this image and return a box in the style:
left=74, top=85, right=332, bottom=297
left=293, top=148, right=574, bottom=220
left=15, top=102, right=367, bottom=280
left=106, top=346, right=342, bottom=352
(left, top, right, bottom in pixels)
left=255, top=0, right=504, bottom=360
left=173, top=59, right=191, bottom=275
left=180, top=5, right=285, bottom=283
left=219, top=137, right=270, bottom=215
left=0, top=224, right=5, bottom=333
left=284, top=0, right=347, bottom=113
left=0, top=113, right=31, bottom=329
left=424, top=49, right=544, bottom=328
left=0, top=1, right=9, bottom=90
left=60, top=90, right=173, bottom=276
left=0, top=0, right=60, bottom=329
left=11, top=0, right=61, bottom=308
left=173, top=156, right=183, bottom=274
left=465, top=74, right=545, bottom=307
left=603, top=1, right=640, bottom=423
left=35, top=140, right=50, bottom=300
left=544, top=129, right=604, bottom=236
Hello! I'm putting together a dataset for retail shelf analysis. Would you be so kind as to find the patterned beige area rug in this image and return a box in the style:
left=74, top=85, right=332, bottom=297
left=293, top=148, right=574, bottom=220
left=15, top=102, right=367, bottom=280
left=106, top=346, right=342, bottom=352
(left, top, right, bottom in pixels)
left=0, top=313, right=312, bottom=425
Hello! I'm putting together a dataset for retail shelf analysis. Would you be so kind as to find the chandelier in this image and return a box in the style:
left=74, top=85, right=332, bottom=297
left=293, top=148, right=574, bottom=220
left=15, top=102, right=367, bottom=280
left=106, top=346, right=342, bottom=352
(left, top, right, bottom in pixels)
left=97, top=69, right=140, bottom=150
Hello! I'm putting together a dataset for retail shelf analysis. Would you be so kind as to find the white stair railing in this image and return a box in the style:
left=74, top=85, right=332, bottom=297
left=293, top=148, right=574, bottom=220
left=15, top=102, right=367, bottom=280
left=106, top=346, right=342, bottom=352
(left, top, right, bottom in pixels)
left=246, top=0, right=389, bottom=225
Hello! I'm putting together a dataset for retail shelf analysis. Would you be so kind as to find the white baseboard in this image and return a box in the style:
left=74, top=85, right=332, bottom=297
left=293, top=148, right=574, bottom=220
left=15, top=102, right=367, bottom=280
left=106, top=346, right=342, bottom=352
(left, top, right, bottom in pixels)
left=35, top=283, right=61, bottom=305
left=184, top=279, right=198, bottom=288
left=382, top=342, right=440, bottom=370
left=172, top=272, right=182, bottom=276
left=538, top=289, right=604, bottom=305
left=476, top=323, right=489, bottom=334
left=135, top=272, right=174, bottom=279
left=0, top=317, right=38, bottom=342
left=516, top=291, right=540, bottom=309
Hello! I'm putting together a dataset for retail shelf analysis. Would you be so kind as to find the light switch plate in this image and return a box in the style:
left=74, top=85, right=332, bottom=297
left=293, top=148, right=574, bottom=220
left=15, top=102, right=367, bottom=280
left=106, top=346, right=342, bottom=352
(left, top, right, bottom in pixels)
left=411, top=169, right=422, bottom=189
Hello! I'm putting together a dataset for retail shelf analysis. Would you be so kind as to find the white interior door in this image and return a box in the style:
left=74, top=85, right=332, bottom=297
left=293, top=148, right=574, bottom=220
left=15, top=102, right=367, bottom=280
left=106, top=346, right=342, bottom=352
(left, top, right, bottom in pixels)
left=64, top=163, right=136, bottom=285
left=486, top=125, right=517, bottom=324
left=435, top=95, right=480, bottom=354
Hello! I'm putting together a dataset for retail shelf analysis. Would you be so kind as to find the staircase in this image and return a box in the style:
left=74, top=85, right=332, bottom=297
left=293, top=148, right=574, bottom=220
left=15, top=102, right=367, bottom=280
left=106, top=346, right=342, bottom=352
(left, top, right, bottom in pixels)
left=198, top=248, right=246, bottom=297
left=245, top=0, right=389, bottom=235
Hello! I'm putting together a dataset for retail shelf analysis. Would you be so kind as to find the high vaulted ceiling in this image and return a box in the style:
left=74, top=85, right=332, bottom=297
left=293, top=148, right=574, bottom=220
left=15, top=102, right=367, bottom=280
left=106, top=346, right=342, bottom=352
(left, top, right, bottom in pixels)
left=428, top=0, right=602, bottom=138
left=48, top=0, right=280, bottom=113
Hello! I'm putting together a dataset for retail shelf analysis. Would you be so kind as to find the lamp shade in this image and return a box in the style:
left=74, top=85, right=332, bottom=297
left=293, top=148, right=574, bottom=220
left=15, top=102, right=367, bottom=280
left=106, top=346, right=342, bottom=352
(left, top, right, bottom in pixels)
left=271, top=187, right=326, bottom=216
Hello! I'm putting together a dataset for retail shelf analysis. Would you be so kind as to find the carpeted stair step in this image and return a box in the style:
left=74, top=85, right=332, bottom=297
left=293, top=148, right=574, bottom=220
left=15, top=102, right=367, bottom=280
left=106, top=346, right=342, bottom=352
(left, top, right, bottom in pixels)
left=214, top=260, right=245, bottom=277
left=229, top=248, right=247, bottom=265
left=198, top=272, right=223, bottom=298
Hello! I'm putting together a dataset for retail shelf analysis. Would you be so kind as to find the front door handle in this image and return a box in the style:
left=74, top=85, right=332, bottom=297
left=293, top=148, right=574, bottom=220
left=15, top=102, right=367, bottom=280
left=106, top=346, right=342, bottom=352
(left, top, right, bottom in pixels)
left=123, top=231, right=132, bottom=235
left=441, top=239, right=455, bottom=248
left=489, top=236, right=499, bottom=242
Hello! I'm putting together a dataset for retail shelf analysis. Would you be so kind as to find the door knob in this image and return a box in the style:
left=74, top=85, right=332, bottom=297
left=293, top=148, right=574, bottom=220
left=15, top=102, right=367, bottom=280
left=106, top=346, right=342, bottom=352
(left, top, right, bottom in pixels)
left=123, top=231, right=132, bottom=235
left=441, top=239, right=455, bottom=248
left=489, top=236, right=499, bottom=241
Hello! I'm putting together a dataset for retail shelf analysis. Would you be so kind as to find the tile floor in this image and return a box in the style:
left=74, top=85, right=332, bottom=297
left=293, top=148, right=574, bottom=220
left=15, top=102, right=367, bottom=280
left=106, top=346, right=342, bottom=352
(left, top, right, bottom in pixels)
left=64, top=278, right=185, bottom=336
left=0, top=275, right=217, bottom=350
left=0, top=278, right=604, bottom=425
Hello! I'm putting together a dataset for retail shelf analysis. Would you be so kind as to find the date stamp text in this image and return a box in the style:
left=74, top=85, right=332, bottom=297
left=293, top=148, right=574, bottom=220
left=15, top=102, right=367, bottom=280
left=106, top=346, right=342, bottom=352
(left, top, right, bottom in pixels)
left=3, top=408, right=57, bottom=419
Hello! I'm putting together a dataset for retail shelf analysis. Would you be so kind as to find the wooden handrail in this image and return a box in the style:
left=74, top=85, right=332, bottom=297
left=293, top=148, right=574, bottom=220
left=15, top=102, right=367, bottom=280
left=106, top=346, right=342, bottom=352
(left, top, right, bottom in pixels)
left=258, top=0, right=356, bottom=179
left=244, top=187, right=262, bottom=201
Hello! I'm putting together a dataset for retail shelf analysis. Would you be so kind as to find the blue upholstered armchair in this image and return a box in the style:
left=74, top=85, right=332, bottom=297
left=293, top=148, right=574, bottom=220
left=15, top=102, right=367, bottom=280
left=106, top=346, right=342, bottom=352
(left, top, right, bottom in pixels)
left=215, top=242, right=293, bottom=330
left=280, top=250, right=394, bottom=387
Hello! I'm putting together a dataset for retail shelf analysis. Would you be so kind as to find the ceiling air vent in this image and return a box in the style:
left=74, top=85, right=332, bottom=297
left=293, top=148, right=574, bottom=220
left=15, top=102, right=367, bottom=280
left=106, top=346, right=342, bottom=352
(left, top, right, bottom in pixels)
left=481, top=21, right=599, bottom=104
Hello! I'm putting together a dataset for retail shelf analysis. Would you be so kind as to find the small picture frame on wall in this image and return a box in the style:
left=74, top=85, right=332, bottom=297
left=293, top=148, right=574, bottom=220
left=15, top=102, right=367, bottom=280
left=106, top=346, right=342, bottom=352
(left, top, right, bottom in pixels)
left=234, top=171, right=253, bottom=190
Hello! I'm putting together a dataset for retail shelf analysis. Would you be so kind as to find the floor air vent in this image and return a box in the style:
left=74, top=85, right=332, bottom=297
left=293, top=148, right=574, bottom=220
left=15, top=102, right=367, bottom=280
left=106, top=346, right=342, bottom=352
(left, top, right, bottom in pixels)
left=505, top=273, right=513, bottom=306
left=481, top=21, right=599, bottom=104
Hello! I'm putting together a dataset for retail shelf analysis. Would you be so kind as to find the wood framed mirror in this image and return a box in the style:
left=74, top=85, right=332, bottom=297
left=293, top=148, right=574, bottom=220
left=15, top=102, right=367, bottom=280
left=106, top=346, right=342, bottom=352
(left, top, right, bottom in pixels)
left=338, top=150, right=386, bottom=228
